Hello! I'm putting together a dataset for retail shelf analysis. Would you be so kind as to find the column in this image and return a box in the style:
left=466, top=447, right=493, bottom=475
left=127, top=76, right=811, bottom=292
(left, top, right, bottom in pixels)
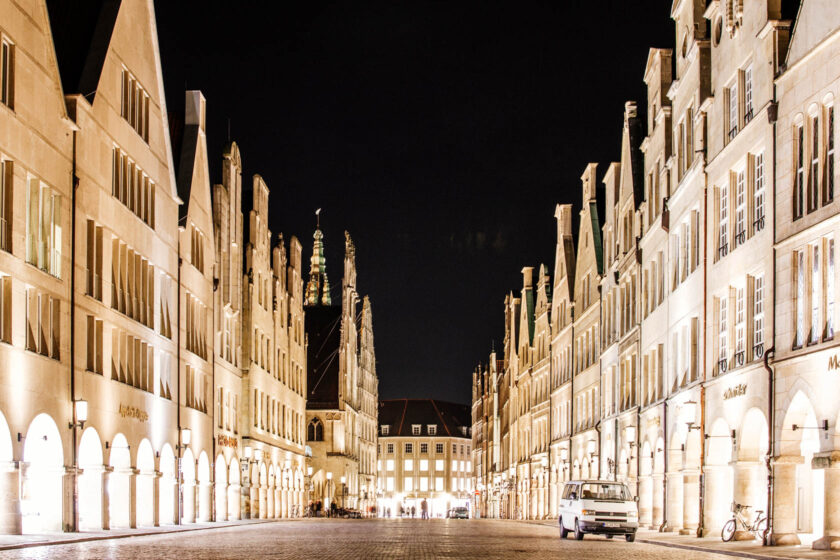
left=681, top=470, right=699, bottom=535
left=770, top=457, right=801, bottom=545
left=183, top=480, right=196, bottom=524
left=813, top=453, right=840, bottom=550
left=152, top=471, right=160, bottom=527
left=702, top=464, right=731, bottom=536
left=198, top=480, right=212, bottom=522
left=0, top=462, right=21, bottom=534
left=638, top=474, right=653, bottom=527
left=665, top=471, right=683, bottom=531
left=732, top=461, right=764, bottom=540
left=229, top=482, right=241, bottom=520
left=127, top=468, right=137, bottom=528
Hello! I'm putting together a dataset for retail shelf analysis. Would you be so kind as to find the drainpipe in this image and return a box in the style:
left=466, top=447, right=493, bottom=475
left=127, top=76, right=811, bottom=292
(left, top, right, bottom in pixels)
left=763, top=347, right=775, bottom=546
left=698, top=383, right=706, bottom=537
left=660, top=399, right=668, bottom=532
left=70, top=128, right=79, bottom=532
left=698, top=158, right=709, bottom=538
left=614, top=418, right=619, bottom=481
left=177, top=247, right=183, bottom=525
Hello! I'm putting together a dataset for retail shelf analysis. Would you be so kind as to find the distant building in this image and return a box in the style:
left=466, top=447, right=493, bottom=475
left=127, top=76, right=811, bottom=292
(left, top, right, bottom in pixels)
left=377, top=399, right=471, bottom=518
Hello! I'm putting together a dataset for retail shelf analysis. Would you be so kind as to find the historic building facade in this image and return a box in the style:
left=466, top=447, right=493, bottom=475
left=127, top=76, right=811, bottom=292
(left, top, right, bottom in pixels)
left=470, top=0, right=840, bottom=550
left=0, top=0, right=309, bottom=534
left=377, top=399, right=471, bottom=518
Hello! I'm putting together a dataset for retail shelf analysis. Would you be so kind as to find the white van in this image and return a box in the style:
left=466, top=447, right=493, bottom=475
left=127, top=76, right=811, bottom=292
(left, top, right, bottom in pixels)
left=557, top=480, right=639, bottom=541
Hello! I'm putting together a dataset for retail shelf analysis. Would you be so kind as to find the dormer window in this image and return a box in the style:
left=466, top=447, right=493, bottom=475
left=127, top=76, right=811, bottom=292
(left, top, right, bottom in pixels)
left=459, top=426, right=468, bottom=436
left=427, top=424, right=437, bottom=435
left=381, top=424, right=390, bottom=435
left=121, top=69, right=150, bottom=142
left=411, top=424, right=421, bottom=436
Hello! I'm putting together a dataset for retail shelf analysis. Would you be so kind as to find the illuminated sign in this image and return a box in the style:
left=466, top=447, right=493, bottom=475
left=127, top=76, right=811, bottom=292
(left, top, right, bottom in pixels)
left=118, top=404, right=149, bottom=422
left=217, top=434, right=238, bottom=449
left=723, top=384, right=747, bottom=400
left=829, top=354, right=840, bottom=370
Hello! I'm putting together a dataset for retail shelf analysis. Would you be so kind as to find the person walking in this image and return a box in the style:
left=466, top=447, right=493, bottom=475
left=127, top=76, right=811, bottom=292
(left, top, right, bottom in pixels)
left=421, top=499, right=429, bottom=520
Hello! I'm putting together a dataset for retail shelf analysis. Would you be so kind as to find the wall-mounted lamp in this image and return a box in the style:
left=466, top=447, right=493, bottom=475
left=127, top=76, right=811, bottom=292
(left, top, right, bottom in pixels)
left=326, top=472, right=333, bottom=481
left=244, top=446, right=253, bottom=460
left=587, top=439, right=597, bottom=457
left=177, top=428, right=191, bottom=450
left=681, top=401, right=701, bottom=431
left=254, top=448, right=263, bottom=462
left=69, top=400, right=88, bottom=429
left=624, top=425, right=637, bottom=446
left=307, top=466, right=313, bottom=477
left=559, top=448, right=568, bottom=462
left=340, top=476, right=346, bottom=485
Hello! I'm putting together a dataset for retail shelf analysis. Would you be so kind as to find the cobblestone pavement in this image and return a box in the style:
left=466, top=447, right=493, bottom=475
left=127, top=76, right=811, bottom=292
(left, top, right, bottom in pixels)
left=0, top=519, right=742, bottom=560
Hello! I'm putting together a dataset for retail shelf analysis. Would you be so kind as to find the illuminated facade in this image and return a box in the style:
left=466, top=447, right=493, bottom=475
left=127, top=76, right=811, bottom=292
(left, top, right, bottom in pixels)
left=471, top=0, right=840, bottom=551
left=377, top=399, right=471, bottom=518
left=0, top=0, right=307, bottom=535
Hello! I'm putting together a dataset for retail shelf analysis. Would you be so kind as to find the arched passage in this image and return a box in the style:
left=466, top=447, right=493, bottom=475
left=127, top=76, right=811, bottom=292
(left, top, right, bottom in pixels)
left=228, top=457, right=241, bottom=520
left=258, top=463, right=268, bottom=519
left=159, top=444, right=176, bottom=525
left=182, top=448, right=196, bottom=524
left=197, top=452, right=211, bottom=522
left=0, top=410, right=17, bottom=534
left=215, top=455, right=228, bottom=522
left=77, top=428, right=104, bottom=531
left=667, top=431, right=686, bottom=532
left=22, top=414, right=64, bottom=533
left=652, top=436, right=665, bottom=528
left=704, top=418, right=733, bottom=534
left=735, top=408, right=768, bottom=525
left=136, top=439, right=155, bottom=527
left=108, top=434, right=132, bottom=529
left=639, top=440, right=653, bottom=526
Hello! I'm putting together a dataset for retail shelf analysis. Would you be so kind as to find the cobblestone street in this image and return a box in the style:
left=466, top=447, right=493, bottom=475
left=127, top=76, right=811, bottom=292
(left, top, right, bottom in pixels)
left=0, top=519, right=741, bottom=560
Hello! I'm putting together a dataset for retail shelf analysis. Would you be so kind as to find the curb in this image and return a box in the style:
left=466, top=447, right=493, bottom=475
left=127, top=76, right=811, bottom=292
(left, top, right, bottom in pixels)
left=0, top=518, right=278, bottom=552
left=636, top=538, right=800, bottom=560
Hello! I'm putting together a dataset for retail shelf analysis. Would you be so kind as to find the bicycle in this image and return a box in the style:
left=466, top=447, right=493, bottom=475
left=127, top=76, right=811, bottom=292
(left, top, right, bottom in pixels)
left=721, top=502, right=767, bottom=542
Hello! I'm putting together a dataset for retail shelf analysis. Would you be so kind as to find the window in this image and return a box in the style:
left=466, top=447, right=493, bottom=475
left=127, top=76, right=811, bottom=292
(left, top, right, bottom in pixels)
left=728, top=83, right=738, bottom=140
left=718, top=295, right=728, bottom=373
left=795, top=125, right=805, bottom=219
left=828, top=239, right=835, bottom=339
left=386, top=477, right=394, bottom=491
left=810, top=116, right=821, bottom=212
left=404, top=443, right=413, bottom=454
left=435, top=459, right=444, bottom=471
left=795, top=249, right=806, bottom=347
left=185, top=292, right=208, bottom=360
left=387, top=443, right=394, bottom=454
left=827, top=106, right=835, bottom=204
left=111, top=239, right=154, bottom=328
left=435, top=477, right=444, bottom=491
left=735, top=289, right=745, bottom=366
left=25, top=288, right=59, bottom=359
left=411, top=424, right=421, bottom=435
left=812, top=243, right=821, bottom=344
left=0, top=275, right=9, bottom=343
left=754, top=153, right=765, bottom=232
left=190, top=226, right=205, bottom=273
left=735, top=170, right=746, bottom=247
left=744, top=65, right=753, bottom=123
left=452, top=443, right=457, bottom=454
left=1, top=39, right=14, bottom=109
left=121, top=69, right=150, bottom=141
left=386, top=459, right=394, bottom=471
left=427, top=424, right=437, bottom=435
left=159, top=273, right=173, bottom=339
left=26, top=179, right=62, bottom=278
left=404, top=477, right=413, bottom=492
left=85, top=220, right=103, bottom=300
left=185, top=364, right=207, bottom=412
left=404, top=459, right=413, bottom=471
left=0, top=160, right=11, bottom=252
left=159, top=352, right=172, bottom=399
left=451, top=478, right=457, bottom=492
left=111, top=327, right=153, bottom=392
left=435, top=443, right=443, bottom=454
left=420, top=477, right=429, bottom=491
left=719, top=184, right=729, bottom=257
left=753, top=276, right=765, bottom=359
left=419, top=459, right=428, bottom=471
left=420, top=443, right=428, bottom=454
left=111, top=146, right=155, bottom=227
left=381, top=424, right=390, bottom=435
left=451, top=459, right=458, bottom=471
left=307, top=418, right=323, bottom=441
left=85, top=315, right=103, bottom=374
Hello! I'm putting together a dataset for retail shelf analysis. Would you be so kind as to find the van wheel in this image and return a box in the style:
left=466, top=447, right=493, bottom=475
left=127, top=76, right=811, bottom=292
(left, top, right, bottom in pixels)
left=606, top=534, right=613, bottom=539
left=625, top=532, right=636, bottom=543
left=559, top=517, right=569, bottom=539
left=574, top=519, right=584, bottom=540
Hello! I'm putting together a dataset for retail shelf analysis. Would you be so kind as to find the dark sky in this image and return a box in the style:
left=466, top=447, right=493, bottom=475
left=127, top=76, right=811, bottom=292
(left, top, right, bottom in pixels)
left=154, top=1, right=675, bottom=405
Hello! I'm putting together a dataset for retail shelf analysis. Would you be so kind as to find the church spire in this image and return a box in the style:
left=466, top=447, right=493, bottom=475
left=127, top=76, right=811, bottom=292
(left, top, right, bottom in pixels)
left=305, top=209, right=331, bottom=306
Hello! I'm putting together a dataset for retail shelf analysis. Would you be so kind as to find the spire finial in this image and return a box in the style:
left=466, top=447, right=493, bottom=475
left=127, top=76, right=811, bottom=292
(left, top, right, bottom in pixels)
left=316, top=208, right=321, bottom=229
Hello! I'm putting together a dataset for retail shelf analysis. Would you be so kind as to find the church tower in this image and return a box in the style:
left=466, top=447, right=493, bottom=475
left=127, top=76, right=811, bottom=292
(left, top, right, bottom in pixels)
left=304, top=211, right=331, bottom=306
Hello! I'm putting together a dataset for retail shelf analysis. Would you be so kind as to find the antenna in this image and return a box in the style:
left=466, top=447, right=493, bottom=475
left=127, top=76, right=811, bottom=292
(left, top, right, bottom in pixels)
left=227, top=118, right=231, bottom=142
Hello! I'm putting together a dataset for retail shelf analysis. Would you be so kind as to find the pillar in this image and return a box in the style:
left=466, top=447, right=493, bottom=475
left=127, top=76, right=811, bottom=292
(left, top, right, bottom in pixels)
left=0, top=462, right=20, bottom=534
left=182, top=481, right=196, bottom=524
left=639, top=474, right=653, bottom=527
left=702, top=465, right=730, bottom=536
left=665, top=471, right=683, bottom=531
left=732, top=461, right=764, bottom=540
left=681, top=470, right=700, bottom=535
left=259, top=485, right=267, bottom=519
left=813, top=453, right=840, bottom=550
left=198, top=481, right=212, bottom=522
left=770, top=457, right=801, bottom=545
left=152, top=471, right=160, bottom=527
left=229, top=483, right=241, bottom=520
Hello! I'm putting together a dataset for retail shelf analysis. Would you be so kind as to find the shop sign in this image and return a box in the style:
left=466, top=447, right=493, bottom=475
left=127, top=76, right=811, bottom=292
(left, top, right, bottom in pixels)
left=723, top=384, right=747, bottom=400
left=647, top=416, right=660, bottom=427
left=829, top=354, right=840, bottom=370
left=217, top=434, right=238, bottom=449
left=118, top=404, right=148, bottom=422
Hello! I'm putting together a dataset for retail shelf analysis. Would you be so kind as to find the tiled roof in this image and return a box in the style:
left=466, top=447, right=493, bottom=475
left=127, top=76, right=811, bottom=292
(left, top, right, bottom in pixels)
left=378, top=399, right=470, bottom=438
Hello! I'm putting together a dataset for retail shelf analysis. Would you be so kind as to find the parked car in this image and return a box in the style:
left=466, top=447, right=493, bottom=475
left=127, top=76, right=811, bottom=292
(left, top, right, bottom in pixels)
left=336, top=507, right=362, bottom=519
left=447, top=507, right=469, bottom=519
left=557, top=480, right=639, bottom=541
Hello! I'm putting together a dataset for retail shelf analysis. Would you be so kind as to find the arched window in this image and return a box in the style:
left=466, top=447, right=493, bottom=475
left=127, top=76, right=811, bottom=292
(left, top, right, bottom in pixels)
left=307, top=418, right=323, bottom=442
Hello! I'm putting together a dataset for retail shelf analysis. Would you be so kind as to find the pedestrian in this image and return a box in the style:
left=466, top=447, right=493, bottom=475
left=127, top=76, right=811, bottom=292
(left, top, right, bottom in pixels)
left=421, top=499, right=428, bottom=520
left=411, top=505, right=416, bottom=518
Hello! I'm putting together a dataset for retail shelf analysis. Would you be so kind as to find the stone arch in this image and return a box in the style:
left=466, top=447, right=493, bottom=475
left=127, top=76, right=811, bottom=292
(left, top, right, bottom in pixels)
left=182, top=447, right=196, bottom=524
left=215, top=454, right=228, bottom=522
left=227, top=457, right=241, bottom=520
left=108, top=434, right=131, bottom=528
left=197, top=451, right=211, bottom=522
left=22, top=413, right=64, bottom=533
left=258, top=462, right=268, bottom=519
left=159, top=444, right=176, bottom=525
left=77, top=427, right=104, bottom=531
left=738, top=408, right=768, bottom=462
left=779, top=390, right=821, bottom=537
left=705, top=418, right=734, bottom=533
left=135, top=439, right=155, bottom=527
left=0, top=410, right=11, bottom=463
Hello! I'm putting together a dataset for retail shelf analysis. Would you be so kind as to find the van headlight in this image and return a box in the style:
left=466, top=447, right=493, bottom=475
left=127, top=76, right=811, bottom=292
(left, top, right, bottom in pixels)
left=580, top=509, right=596, bottom=516
left=626, top=510, right=638, bottom=517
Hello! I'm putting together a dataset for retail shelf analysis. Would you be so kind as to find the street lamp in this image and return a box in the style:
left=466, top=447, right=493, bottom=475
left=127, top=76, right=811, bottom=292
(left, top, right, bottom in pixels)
left=326, top=472, right=333, bottom=511
left=69, top=400, right=88, bottom=429
left=681, top=401, right=700, bottom=431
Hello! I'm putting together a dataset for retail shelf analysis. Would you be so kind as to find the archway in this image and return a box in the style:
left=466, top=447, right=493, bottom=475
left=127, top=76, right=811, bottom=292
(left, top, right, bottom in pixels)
left=197, top=452, right=211, bottom=522
left=704, top=418, right=733, bottom=534
left=652, top=436, right=665, bottom=528
left=77, top=428, right=104, bottom=531
left=0, top=410, right=17, bottom=534
left=215, top=455, right=228, bottom=522
left=21, top=413, right=64, bottom=533
left=227, top=458, right=241, bottom=520
left=778, top=391, right=821, bottom=543
left=181, top=448, right=196, bottom=524
left=735, top=408, right=768, bottom=524
left=667, top=431, right=685, bottom=532
left=136, top=439, right=155, bottom=527
left=159, top=444, right=176, bottom=525
left=258, top=463, right=268, bottom=519
left=639, top=440, right=653, bottom=526
left=108, top=434, right=132, bottom=529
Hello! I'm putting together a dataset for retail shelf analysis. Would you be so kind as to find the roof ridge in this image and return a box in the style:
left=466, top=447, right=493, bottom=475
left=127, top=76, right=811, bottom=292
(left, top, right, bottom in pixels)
left=429, top=400, right=451, bottom=437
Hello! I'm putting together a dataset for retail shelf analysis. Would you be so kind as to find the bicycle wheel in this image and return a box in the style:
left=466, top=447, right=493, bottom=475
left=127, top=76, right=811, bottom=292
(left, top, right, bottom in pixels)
left=721, top=519, right=736, bottom=542
left=753, top=516, right=768, bottom=539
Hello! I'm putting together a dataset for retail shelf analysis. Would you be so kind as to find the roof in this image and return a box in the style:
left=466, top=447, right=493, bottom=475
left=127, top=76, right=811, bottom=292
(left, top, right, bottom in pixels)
left=305, top=305, right=342, bottom=408
left=378, top=399, right=471, bottom=438
left=589, top=201, right=604, bottom=275
left=174, top=122, right=199, bottom=222
left=46, top=0, right=121, bottom=101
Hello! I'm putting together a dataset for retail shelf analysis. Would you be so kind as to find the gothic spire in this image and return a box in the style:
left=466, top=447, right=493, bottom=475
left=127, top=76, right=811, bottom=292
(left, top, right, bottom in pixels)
left=305, top=209, right=331, bottom=306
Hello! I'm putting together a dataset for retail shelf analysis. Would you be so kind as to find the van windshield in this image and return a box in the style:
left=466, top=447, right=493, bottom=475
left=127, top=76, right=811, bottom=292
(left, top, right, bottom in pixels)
left=579, top=483, right=631, bottom=501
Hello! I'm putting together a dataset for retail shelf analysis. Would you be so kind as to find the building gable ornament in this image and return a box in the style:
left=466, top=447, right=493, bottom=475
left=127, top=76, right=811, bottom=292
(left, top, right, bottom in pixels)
left=723, top=383, right=747, bottom=400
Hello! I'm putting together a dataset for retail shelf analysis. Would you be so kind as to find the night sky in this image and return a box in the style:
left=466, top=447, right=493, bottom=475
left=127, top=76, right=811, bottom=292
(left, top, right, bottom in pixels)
left=154, top=1, right=676, bottom=405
